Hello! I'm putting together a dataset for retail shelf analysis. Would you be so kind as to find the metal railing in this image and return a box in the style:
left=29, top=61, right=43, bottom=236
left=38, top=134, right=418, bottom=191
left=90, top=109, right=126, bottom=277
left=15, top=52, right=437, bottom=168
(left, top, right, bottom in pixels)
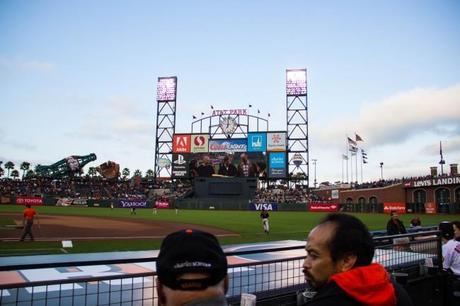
left=0, top=231, right=442, bottom=306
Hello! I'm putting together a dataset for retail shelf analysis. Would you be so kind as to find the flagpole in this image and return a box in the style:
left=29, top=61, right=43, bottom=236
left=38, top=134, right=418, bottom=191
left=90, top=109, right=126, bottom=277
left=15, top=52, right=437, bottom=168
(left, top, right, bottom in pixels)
left=355, top=149, right=358, bottom=184
left=361, top=152, right=363, bottom=183
left=342, top=156, right=344, bottom=183
left=346, top=136, right=349, bottom=183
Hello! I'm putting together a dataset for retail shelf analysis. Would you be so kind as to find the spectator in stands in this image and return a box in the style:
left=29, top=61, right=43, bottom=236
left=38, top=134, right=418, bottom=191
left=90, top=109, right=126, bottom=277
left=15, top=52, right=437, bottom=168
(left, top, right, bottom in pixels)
left=443, top=221, right=460, bottom=277
left=386, top=210, right=407, bottom=236
left=218, top=155, right=237, bottom=177
left=237, top=153, right=257, bottom=177
left=156, top=229, right=229, bottom=306
left=20, top=204, right=38, bottom=241
left=300, top=213, right=413, bottom=305
left=197, top=155, right=215, bottom=177
left=409, top=216, right=421, bottom=228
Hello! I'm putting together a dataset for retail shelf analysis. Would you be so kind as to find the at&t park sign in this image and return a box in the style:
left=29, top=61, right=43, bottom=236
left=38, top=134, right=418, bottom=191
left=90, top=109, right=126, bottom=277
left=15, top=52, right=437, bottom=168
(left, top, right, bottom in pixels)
left=212, top=109, right=247, bottom=116
left=407, top=176, right=460, bottom=188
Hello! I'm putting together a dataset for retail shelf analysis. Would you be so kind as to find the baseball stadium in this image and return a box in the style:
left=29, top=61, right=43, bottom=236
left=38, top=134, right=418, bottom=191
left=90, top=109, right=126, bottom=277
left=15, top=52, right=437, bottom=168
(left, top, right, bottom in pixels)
left=1, top=71, right=459, bottom=306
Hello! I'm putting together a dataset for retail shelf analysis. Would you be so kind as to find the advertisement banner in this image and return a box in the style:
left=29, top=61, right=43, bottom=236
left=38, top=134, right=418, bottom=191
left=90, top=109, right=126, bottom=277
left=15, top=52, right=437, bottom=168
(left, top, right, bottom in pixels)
left=191, top=134, right=209, bottom=153
left=155, top=201, right=170, bottom=209
left=383, top=202, right=406, bottom=214
left=172, top=154, right=190, bottom=178
left=308, top=202, right=339, bottom=212
left=118, top=199, right=148, bottom=208
left=173, top=134, right=191, bottom=153
left=268, top=152, right=286, bottom=178
left=71, top=199, right=88, bottom=206
left=247, top=133, right=267, bottom=152
left=267, top=132, right=287, bottom=152
left=16, top=196, right=43, bottom=206
left=424, top=202, right=437, bottom=214
left=249, top=202, right=278, bottom=211
left=208, top=139, right=247, bottom=153
left=56, top=198, right=73, bottom=207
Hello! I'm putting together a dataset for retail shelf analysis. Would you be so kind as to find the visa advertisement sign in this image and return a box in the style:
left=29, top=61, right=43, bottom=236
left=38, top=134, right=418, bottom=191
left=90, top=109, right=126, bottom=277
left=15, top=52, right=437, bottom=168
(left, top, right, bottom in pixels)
left=249, top=202, right=278, bottom=211
left=268, top=152, right=286, bottom=178
left=247, top=133, right=267, bottom=152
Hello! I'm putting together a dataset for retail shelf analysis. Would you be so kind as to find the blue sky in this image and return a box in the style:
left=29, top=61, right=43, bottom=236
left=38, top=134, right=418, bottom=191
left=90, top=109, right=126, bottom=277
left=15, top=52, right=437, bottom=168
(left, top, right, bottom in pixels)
left=1, top=0, right=459, bottom=183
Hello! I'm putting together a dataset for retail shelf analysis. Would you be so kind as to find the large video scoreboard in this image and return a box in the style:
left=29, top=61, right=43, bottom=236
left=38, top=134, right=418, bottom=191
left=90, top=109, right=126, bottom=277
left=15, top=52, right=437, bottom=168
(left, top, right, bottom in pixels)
left=171, top=132, right=287, bottom=179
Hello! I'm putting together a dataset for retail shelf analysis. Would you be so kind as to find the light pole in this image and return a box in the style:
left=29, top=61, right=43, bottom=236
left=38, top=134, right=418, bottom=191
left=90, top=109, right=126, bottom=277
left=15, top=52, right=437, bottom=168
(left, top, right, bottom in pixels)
left=379, top=162, right=384, bottom=180
left=312, top=159, right=317, bottom=188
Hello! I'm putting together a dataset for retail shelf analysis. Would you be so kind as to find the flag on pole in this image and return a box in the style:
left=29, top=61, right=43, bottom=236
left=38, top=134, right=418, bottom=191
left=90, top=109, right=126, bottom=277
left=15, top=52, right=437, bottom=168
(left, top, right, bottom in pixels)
left=349, top=145, right=358, bottom=152
left=440, top=141, right=444, bottom=160
left=342, top=154, right=348, bottom=160
left=211, top=105, right=214, bottom=109
left=347, top=137, right=357, bottom=146
left=355, top=133, right=363, bottom=142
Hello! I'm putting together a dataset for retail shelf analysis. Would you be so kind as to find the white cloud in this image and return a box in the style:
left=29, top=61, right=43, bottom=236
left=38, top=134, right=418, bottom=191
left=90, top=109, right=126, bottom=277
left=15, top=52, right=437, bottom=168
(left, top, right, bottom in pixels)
left=314, top=83, right=460, bottom=148
left=0, top=56, right=56, bottom=72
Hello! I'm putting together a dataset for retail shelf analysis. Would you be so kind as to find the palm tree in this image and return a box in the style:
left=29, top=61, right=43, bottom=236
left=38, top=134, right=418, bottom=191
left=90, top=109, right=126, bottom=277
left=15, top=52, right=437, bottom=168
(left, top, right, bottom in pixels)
left=134, top=169, right=142, bottom=177
left=88, top=167, right=97, bottom=177
left=122, top=168, right=130, bottom=180
left=4, top=161, right=14, bottom=178
left=20, top=162, right=31, bottom=179
left=25, top=169, right=35, bottom=178
left=145, top=169, right=154, bottom=178
left=11, top=169, right=20, bottom=180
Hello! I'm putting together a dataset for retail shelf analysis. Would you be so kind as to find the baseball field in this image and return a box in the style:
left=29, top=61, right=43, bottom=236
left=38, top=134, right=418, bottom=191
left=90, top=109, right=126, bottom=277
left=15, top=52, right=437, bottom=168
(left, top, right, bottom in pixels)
left=0, top=204, right=456, bottom=256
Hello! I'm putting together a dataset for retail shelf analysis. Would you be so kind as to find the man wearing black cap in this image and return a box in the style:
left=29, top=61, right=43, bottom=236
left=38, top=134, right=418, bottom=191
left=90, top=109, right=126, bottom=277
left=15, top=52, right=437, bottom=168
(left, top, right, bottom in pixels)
left=156, top=229, right=229, bottom=306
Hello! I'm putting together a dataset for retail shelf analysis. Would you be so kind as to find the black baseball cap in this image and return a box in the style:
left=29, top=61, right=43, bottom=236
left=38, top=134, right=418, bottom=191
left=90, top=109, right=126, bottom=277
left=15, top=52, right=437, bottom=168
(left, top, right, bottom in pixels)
left=156, top=229, right=228, bottom=290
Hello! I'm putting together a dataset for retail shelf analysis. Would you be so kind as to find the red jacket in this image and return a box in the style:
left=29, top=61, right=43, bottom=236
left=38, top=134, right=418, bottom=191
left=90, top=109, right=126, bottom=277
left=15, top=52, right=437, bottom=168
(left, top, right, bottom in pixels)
left=330, top=263, right=396, bottom=306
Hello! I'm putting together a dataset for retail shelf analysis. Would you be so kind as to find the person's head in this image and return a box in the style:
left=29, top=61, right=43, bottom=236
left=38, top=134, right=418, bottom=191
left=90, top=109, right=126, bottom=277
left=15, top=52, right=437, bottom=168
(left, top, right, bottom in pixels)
left=202, top=155, right=211, bottom=165
left=390, top=210, right=399, bottom=220
left=240, top=153, right=248, bottom=163
left=156, top=229, right=228, bottom=306
left=303, top=213, right=374, bottom=290
left=453, top=221, right=460, bottom=239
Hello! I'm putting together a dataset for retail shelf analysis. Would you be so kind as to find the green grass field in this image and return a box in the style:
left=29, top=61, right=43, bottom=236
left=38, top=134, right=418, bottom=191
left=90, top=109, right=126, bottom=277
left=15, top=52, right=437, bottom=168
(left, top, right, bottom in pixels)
left=0, top=205, right=458, bottom=256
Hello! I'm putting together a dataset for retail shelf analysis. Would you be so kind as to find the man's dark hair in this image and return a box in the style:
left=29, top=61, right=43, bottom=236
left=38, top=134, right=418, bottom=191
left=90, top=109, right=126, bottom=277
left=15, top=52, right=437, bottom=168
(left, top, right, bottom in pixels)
left=452, top=221, right=460, bottom=229
left=319, top=213, right=374, bottom=267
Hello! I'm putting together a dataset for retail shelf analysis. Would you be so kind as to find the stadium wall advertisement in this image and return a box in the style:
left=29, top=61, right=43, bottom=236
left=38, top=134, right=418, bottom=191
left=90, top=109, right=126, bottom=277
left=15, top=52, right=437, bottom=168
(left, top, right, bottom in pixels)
left=118, top=199, right=148, bottom=208
left=155, top=200, right=169, bottom=209
left=308, top=202, right=339, bottom=212
left=15, top=196, right=43, bottom=206
left=424, top=202, right=437, bottom=214
left=249, top=202, right=278, bottom=211
left=383, top=202, right=406, bottom=214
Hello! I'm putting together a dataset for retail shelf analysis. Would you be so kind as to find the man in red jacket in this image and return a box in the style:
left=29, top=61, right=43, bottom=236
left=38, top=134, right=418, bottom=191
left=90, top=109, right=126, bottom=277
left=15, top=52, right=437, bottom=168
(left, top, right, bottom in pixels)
left=301, top=213, right=413, bottom=306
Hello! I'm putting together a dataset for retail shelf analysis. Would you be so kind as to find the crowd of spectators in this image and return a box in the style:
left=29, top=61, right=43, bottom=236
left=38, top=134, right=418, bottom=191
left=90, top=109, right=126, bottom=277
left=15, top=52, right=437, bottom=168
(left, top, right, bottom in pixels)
left=0, top=176, right=194, bottom=202
left=253, top=186, right=311, bottom=204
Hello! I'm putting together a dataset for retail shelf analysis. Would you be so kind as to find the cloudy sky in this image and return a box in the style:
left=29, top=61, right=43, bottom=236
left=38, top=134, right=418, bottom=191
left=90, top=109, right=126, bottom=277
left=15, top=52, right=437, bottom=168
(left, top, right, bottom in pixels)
left=1, top=0, right=459, bottom=184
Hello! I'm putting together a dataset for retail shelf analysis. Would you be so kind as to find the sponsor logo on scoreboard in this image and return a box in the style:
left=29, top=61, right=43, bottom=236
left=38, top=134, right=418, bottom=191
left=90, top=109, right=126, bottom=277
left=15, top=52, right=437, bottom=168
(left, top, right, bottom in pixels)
left=267, top=132, right=286, bottom=151
left=247, top=133, right=267, bottom=152
left=173, top=134, right=191, bottom=153
left=208, top=139, right=247, bottom=152
left=191, top=134, right=209, bottom=153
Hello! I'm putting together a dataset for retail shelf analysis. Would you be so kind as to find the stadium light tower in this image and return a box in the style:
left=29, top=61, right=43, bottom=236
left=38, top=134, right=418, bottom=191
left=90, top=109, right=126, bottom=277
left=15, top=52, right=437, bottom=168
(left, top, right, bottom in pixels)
left=312, top=159, right=317, bottom=188
left=154, top=76, right=178, bottom=178
left=286, top=68, right=309, bottom=189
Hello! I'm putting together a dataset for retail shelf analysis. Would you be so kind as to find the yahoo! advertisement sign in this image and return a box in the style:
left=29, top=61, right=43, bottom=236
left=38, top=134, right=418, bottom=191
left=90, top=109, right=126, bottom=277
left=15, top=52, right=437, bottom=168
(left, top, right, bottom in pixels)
left=118, top=199, right=148, bottom=208
left=208, top=139, right=247, bottom=153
